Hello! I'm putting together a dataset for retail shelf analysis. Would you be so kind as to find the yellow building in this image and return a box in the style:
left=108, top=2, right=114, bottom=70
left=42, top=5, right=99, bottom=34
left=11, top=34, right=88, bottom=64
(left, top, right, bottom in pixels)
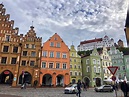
left=100, top=47, right=112, bottom=79
left=70, top=45, right=82, bottom=83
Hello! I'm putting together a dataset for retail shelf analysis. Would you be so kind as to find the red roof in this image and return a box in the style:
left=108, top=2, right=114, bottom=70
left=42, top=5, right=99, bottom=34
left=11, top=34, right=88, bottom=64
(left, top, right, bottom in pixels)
left=80, top=38, right=102, bottom=44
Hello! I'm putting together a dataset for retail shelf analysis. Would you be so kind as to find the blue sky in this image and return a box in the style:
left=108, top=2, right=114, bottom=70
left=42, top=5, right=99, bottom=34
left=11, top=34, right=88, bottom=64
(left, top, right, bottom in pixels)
left=1, top=0, right=128, bottom=49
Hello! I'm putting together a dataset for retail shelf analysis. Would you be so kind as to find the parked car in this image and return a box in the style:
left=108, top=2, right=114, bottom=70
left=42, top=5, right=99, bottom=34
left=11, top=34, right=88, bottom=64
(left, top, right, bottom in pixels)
left=94, top=85, right=114, bottom=92
left=64, top=84, right=77, bottom=94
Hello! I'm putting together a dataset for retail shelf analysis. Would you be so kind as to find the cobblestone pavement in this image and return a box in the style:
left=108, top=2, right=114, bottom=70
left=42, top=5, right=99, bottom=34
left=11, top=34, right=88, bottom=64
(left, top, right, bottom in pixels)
left=0, top=86, right=125, bottom=97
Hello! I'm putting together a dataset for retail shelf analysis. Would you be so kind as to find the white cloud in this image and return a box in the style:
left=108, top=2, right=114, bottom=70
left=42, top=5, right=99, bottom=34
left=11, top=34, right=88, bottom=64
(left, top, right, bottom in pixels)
left=1, top=0, right=128, bottom=48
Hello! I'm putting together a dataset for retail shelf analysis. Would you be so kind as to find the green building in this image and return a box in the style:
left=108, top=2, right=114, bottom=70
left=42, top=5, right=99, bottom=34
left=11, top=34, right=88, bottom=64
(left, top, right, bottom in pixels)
left=123, top=55, right=129, bottom=80
left=70, top=45, right=82, bottom=84
left=108, top=46, right=125, bottom=80
left=81, top=48, right=103, bottom=87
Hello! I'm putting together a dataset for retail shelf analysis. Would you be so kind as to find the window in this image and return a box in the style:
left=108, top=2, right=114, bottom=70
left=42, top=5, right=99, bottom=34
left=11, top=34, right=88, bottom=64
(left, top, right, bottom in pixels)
left=87, top=66, right=90, bottom=72
left=1, top=57, right=7, bottom=64
left=74, top=59, right=76, bottom=62
left=21, top=60, right=26, bottom=66
left=86, top=59, right=89, bottom=64
left=122, top=66, right=125, bottom=70
left=5, top=35, right=10, bottom=41
left=54, top=37, right=57, bottom=40
left=74, top=65, right=77, bottom=69
left=56, top=43, right=60, bottom=47
left=31, top=51, right=36, bottom=57
left=98, top=67, right=101, bottom=73
left=62, top=53, right=67, bottom=58
left=93, top=59, right=96, bottom=64
left=42, top=62, right=46, bottom=68
left=79, top=72, right=81, bottom=76
left=13, top=46, right=18, bottom=53
left=70, top=65, right=72, bottom=68
left=75, top=72, right=77, bottom=76
left=42, top=51, right=47, bottom=57
left=78, top=65, right=81, bottom=69
left=56, top=63, right=60, bottom=68
left=70, top=72, right=72, bottom=76
left=23, top=51, right=27, bottom=56
left=56, top=52, right=60, bottom=58
left=3, top=46, right=9, bottom=52
left=63, top=63, right=66, bottom=69
left=94, top=66, right=96, bottom=73
left=26, top=44, right=29, bottom=48
left=49, top=63, right=53, bottom=68
left=50, top=51, right=54, bottom=58
left=32, top=44, right=35, bottom=49
left=97, top=60, right=100, bottom=64
left=11, top=58, right=17, bottom=64
left=50, top=42, right=54, bottom=47
left=30, top=61, right=35, bottom=66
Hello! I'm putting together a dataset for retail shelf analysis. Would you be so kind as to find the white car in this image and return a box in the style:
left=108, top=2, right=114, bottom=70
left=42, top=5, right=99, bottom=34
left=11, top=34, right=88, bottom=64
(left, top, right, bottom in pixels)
left=94, top=85, right=114, bottom=92
left=64, top=84, right=78, bottom=94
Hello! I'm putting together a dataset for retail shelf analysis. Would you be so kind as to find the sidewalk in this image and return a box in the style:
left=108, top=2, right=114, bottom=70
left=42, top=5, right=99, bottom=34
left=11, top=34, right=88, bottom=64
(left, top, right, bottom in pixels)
left=0, top=94, right=22, bottom=97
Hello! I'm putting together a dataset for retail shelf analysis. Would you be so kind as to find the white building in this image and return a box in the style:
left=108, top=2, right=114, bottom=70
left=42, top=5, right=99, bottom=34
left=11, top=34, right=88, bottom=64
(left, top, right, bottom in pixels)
left=77, top=35, right=114, bottom=51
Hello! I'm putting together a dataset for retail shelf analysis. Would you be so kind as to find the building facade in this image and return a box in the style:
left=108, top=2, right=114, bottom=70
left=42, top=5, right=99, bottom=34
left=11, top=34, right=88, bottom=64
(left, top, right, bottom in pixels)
left=17, top=26, right=42, bottom=86
left=81, top=48, right=103, bottom=87
left=100, top=47, right=112, bottom=79
left=123, top=55, right=129, bottom=80
left=0, top=3, right=42, bottom=86
left=69, top=45, right=82, bottom=84
left=108, top=46, right=125, bottom=80
left=0, top=3, right=20, bottom=86
left=40, top=33, right=70, bottom=87
left=77, top=35, right=114, bottom=51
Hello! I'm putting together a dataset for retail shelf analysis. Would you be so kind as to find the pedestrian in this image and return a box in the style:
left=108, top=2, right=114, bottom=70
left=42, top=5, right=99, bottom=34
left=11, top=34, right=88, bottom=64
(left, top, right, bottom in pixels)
left=34, top=80, right=38, bottom=89
left=76, top=80, right=82, bottom=97
left=120, top=81, right=129, bottom=97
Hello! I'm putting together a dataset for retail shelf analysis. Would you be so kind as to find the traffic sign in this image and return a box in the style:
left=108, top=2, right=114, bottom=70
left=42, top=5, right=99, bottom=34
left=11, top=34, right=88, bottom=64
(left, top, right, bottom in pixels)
left=112, top=75, right=116, bottom=81
left=107, top=66, right=118, bottom=75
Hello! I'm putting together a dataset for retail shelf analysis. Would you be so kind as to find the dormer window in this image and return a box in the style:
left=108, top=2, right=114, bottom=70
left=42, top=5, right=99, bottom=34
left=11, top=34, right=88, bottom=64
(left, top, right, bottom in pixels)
left=5, top=35, right=10, bottom=41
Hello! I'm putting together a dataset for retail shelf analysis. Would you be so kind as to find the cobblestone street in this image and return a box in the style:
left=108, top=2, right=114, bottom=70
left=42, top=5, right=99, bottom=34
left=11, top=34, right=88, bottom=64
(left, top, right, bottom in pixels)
left=0, top=85, right=125, bottom=97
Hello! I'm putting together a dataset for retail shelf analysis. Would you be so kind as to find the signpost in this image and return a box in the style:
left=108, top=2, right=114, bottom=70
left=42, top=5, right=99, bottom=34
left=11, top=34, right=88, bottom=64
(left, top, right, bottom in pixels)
left=107, top=66, right=118, bottom=97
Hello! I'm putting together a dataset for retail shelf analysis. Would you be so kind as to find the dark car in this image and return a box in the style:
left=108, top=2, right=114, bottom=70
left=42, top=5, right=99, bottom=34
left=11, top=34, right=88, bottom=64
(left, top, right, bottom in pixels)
left=94, top=85, right=114, bottom=92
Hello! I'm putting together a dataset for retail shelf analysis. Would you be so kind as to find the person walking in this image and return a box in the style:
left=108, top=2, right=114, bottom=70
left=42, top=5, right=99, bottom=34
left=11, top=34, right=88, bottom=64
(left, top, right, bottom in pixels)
left=120, top=81, right=129, bottom=97
left=33, top=80, right=38, bottom=89
left=76, top=80, right=82, bottom=97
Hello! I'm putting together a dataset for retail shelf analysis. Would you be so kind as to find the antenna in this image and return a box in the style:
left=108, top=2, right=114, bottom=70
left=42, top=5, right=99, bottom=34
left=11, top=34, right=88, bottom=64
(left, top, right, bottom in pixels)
left=32, top=21, right=33, bottom=26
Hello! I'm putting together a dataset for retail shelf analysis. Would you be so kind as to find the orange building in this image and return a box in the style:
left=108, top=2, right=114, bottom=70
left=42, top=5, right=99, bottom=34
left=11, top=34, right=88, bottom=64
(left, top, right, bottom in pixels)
left=40, top=33, right=70, bottom=87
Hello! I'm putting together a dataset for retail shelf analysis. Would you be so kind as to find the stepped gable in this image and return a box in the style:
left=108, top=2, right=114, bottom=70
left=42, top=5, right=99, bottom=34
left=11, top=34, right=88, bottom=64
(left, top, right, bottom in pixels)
left=80, top=38, right=102, bottom=45
left=0, top=3, right=19, bottom=42
left=23, top=26, right=42, bottom=42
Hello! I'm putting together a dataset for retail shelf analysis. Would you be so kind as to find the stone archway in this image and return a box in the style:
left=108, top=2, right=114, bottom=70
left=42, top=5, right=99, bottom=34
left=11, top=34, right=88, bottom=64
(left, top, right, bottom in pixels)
left=56, top=74, right=64, bottom=87
left=42, top=74, right=52, bottom=86
left=96, top=78, right=101, bottom=87
left=72, top=79, right=76, bottom=84
left=84, top=77, right=90, bottom=88
left=19, top=71, right=32, bottom=84
left=0, top=70, right=14, bottom=85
